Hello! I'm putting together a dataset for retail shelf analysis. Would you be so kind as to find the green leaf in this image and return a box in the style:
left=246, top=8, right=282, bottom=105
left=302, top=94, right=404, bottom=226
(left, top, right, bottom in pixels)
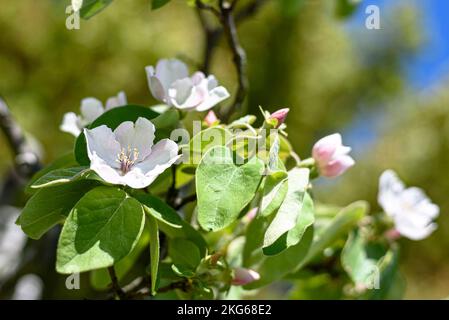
left=18, top=180, right=99, bottom=239
left=30, top=166, right=90, bottom=189
left=74, top=105, right=159, bottom=165
left=260, top=171, right=288, bottom=217
left=168, top=238, right=201, bottom=270
left=263, top=168, right=310, bottom=250
left=171, top=264, right=195, bottom=278
left=133, top=193, right=207, bottom=255
left=26, top=153, right=78, bottom=194
left=137, top=196, right=182, bottom=229
left=296, top=201, right=368, bottom=271
left=78, top=0, right=114, bottom=20
left=56, top=186, right=145, bottom=274
left=263, top=191, right=314, bottom=256
left=147, top=215, right=159, bottom=295
left=151, top=0, right=171, bottom=10
left=341, top=230, right=379, bottom=287
left=90, top=229, right=150, bottom=290
left=182, top=127, right=232, bottom=166
left=244, top=227, right=314, bottom=289
left=196, top=146, right=264, bottom=231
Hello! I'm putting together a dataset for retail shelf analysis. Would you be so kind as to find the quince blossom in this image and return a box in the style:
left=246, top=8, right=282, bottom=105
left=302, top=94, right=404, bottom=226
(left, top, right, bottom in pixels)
left=84, top=117, right=180, bottom=189
left=146, top=58, right=229, bottom=111
left=60, top=91, right=127, bottom=137
left=312, top=133, right=355, bottom=178
left=378, top=170, right=439, bottom=240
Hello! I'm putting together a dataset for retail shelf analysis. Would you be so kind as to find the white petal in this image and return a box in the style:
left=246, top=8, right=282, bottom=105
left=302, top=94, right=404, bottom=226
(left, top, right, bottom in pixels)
left=80, top=98, right=104, bottom=124
left=146, top=66, right=168, bottom=103
left=195, top=86, right=230, bottom=112
left=84, top=126, right=121, bottom=168
left=394, top=214, right=437, bottom=240
left=154, top=59, right=189, bottom=93
left=60, top=112, right=82, bottom=137
left=113, top=117, right=155, bottom=161
left=206, top=75, right=218, bottom=90
left=134, top=139, right=180, bottom=183
left=105, top=91, right=127, bottom=110
left=123, top=140, right=180, bottom=189
left=191, top=71, right=206, bottom=85
left=168, top=78, right=204, bottom=109
left=89, top=153, right=124, bottom=186
left=378, top=170, right=405, bottom=217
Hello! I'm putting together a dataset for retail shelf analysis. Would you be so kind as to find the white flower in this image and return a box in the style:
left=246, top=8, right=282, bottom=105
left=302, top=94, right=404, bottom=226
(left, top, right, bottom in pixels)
left=84, top=117, right=180, bottom=189
left=146, top=58, right=230, bottom=112
left=378, top=170, right=439, bottom=240
left=60, top=91, right=127, bottom=137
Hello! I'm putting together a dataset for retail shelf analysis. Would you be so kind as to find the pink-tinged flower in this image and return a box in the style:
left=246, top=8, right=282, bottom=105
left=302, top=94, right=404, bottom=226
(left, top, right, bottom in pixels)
left=378, top=170, right=439, bottom=240
left=146, top=59, right=229, bottom=112
left=84, top=117, right=180, bottom=189
left=269, top=108, right=289, bottom=128
left=312, top=133, right=355, bottom=178
left=231, top=268, right=260, bottom=286
left=204, top=110, right=219, bottom=127
left=60, top=91, right=127, bottom=137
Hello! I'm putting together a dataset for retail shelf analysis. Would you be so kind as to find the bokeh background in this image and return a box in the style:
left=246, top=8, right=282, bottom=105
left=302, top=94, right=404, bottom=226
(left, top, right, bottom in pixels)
left=1, top=0, right=449, bottom=299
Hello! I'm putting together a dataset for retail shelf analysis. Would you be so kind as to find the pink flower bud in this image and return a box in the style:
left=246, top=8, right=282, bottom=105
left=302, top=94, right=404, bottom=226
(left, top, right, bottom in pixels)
left=232, top=268, right=260, bottom=286
left=204, top=110, right=219, bottom=127
left=269, top=108, right=289, bottom=128
left=312, top=133, right=355, bottom=178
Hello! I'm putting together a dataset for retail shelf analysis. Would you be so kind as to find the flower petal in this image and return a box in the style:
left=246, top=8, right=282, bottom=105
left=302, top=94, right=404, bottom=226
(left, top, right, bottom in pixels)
left=146, top=66, right=168, bottom=103
left=60, top=112, right=82, bottom=137
left=195, top=86, right=230, bottom=112
left=84, top=126, right=121, bottom=168
left=168, top=78, right=204, bottom=109
left=80, top=98, right=104, bottom=124
left=153, top=59, right=189, bottom=94
left=113, top=117, right=155, bottom=161
left=378, top=170, right=406, bottom=218
left=132, top=139, right=180, bottom=188
left=89, top=153, right=124, bottom=186
left=105, top=91, right=127, bottom=110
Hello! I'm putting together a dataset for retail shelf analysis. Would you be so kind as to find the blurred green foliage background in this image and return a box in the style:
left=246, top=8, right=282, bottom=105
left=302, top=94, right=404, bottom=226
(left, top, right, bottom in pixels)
left=0, top=0, right=448, bottom=299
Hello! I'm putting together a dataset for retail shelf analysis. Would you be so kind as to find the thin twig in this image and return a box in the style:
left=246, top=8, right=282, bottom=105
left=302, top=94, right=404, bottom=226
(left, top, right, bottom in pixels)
left=107, top=266, right=126, bottom=300
left=219, top=2, right=248, bottom=122
left=0, top=97, right=40, bottom=179
left=195, top=0, right=221, bottom=18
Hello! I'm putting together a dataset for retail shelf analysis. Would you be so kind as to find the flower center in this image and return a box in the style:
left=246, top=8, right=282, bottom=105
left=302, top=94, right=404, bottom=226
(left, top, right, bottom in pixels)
left=117, top=146, right=139, bottom=174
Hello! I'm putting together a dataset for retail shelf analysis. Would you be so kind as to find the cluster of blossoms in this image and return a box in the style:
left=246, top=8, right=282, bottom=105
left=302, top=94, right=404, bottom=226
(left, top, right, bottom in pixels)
left=58, top=57, right=440, bottom=286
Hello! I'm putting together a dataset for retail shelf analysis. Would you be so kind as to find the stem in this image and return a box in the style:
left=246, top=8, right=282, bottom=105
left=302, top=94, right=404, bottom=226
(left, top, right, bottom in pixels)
left=219, top=2, right=248, bottom=122
left=107, top=266, right=126, bottom=300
